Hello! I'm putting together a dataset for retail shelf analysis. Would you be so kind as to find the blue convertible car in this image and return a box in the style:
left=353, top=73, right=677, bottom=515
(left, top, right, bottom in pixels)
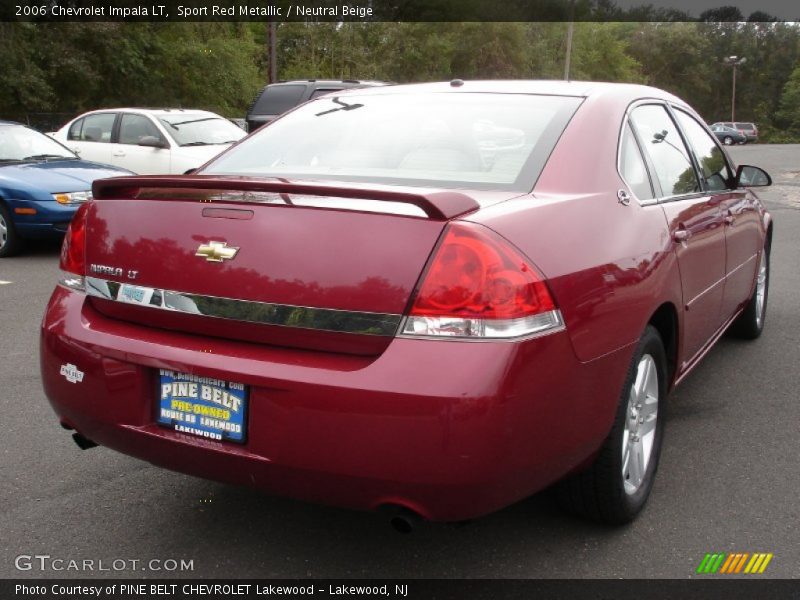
left=0, top=120, right=132, bottom=257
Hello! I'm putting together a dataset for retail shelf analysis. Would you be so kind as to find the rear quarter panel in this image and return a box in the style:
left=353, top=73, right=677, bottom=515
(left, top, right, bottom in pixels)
left=465, top=92, right=684, bottom=365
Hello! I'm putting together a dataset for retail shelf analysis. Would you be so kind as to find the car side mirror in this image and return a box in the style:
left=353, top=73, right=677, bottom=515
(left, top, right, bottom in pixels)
left=138, top=136, right=168, bottom=149
left=735, top=165, right=771, bottom=188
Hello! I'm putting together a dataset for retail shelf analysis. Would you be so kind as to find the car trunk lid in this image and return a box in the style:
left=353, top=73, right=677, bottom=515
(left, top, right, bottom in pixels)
left=83, top=176, right=487, bottom=355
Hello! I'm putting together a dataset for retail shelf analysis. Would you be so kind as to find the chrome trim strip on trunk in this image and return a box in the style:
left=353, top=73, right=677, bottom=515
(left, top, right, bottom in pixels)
left=84, top=277, right=403, bottom=337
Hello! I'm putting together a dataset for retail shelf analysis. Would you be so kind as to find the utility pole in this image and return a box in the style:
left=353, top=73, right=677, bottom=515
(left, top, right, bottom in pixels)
left=723, top=55, right=746, bottom=122
left=564, top=22, right=574, bottom=81
left=564, top=0, right=575, bottom=81
left=267, top=21, right=277, bottom=83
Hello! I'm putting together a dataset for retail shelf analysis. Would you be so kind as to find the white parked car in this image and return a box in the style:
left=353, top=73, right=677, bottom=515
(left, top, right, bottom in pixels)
left=51, top=108, right=246, bottom=174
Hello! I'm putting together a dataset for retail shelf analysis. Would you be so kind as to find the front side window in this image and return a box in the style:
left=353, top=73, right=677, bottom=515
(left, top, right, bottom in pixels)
left=203, top=92, right=583, bottom=192
left=674, top=110, right=733, bottom=192
left=79, top=113, right=115, bottom=143
left=630, top=104, right=699, bottom=197
left=118, top=114, right=165, bottom=145
left=619, top=122, right=653, bottom=201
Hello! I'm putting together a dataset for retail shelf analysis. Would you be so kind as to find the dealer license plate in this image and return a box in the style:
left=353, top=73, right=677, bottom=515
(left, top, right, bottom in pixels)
left=156, top=369, right=248, bottom=443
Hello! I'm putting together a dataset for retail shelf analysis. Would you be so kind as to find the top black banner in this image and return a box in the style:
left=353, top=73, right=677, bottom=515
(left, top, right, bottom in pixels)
left=2, top=0, right=798, bottom=22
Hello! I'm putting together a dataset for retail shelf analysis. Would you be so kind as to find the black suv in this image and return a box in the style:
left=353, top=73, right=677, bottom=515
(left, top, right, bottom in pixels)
left=245, top=79, right=389, bottom=132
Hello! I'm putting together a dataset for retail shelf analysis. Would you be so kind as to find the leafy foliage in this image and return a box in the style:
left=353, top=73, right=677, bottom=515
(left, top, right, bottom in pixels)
left=2, top=21, right=800, bottom=141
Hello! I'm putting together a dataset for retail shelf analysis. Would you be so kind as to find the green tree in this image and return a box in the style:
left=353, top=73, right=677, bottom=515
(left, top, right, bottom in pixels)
left=775, top=62, right=800, bottom=135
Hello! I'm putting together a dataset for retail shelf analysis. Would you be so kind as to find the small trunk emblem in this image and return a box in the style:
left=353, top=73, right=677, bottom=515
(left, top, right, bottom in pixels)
left=196, top=241, right=239, bottom=262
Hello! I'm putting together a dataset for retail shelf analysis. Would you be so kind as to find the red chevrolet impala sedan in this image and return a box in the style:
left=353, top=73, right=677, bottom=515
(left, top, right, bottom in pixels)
left=41, top=81, right=773, bottom=526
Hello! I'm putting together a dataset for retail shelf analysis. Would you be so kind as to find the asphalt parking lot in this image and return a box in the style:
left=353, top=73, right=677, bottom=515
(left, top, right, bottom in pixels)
left=1, top=145, right=798, bottom=579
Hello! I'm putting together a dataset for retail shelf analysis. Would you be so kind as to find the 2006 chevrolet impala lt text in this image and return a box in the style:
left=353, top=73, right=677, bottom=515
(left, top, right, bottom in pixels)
left=40, top=81, right=773, bottom=525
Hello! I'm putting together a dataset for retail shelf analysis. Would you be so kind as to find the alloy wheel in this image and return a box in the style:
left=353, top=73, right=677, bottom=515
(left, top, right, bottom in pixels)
left=0, top=212, right=7, bottom=250
left=622, top=353, right=659, bottom=495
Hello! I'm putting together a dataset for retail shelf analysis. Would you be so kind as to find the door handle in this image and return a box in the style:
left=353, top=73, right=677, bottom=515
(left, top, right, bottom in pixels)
left=673, top=228, right=691, bottom=243
left=112, top=151, right=126, bottom=157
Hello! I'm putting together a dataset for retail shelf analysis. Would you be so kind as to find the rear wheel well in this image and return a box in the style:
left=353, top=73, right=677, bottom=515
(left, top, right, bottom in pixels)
left=648, top=303, right=678, bottom=386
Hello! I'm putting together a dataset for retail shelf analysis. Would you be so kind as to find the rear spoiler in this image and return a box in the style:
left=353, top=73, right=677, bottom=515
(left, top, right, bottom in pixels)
left=92, top=175, right=480, bottom=221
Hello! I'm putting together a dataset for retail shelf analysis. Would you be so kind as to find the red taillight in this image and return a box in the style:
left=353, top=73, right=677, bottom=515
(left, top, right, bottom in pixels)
left=404, top=223, right=562, bottom=339
left=60, top=203, right=89, bottom=276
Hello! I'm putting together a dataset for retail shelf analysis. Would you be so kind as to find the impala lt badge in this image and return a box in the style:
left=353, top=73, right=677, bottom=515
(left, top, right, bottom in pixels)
left=196, top=241, right=239, bottom=263
left=90, top=264, right=138, bottom=279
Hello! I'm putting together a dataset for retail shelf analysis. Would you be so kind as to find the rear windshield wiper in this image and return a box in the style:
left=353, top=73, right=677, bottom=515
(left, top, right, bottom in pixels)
left=315, top=97, right=364, bottom=117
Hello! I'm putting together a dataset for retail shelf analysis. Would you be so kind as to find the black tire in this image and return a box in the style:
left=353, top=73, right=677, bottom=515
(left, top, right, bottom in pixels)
left=723, top=136, right=733, bottom=145
left=556, top=325, right=668, bottom=525
left=729, top=245, right=769, bottom=339
left=0, top=202, right=23, bottom=258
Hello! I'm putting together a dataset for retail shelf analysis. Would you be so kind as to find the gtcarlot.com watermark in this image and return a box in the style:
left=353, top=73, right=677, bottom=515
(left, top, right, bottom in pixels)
left=15, top=554, right=194, bottom=572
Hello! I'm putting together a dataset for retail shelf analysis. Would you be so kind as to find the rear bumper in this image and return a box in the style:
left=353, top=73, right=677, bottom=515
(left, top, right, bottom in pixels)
left=40, top=286, right=631, bottom=521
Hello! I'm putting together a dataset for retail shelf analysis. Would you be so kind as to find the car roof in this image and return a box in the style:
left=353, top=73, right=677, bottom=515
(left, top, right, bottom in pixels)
left=72, top=108, right=221, bottom=117
left=329, top=79, right=689, bottom=106
left=0, top=120, right=23, bottom=126
left=270, top=79, right=388, bottom=86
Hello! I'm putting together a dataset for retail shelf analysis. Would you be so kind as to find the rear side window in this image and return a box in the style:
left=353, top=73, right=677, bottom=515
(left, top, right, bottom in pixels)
left=251, top=85, right=306, bottom=116
left=309, top=88, right=343, bottom=99
left=674, top=110, right=733, bottom=192
left=118, top=114, right=164, bottom=145
left=619, top=122, right=654, bottom=201
left=67, top=118, right=84, bottom=141
left=79, top=113, right=115, bottom=143
left=630, top=104, right=699, bottom=197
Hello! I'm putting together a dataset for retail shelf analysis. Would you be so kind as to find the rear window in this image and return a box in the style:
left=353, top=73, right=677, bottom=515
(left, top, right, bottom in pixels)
left=251, top=85, right=306, bottom=116
left=158, top=114, right=245, bottom=146
left=735, top=123, right=755, bottom=131
left=205, top=92, right=583, bottom=192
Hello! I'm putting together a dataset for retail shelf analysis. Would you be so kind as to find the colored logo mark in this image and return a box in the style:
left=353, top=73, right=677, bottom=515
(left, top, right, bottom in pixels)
left=696, top=552, right=773, bottom=574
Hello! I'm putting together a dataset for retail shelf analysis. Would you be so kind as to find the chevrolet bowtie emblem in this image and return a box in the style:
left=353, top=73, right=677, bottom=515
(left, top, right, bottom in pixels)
left=195, top=241, right=239, bottom=263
